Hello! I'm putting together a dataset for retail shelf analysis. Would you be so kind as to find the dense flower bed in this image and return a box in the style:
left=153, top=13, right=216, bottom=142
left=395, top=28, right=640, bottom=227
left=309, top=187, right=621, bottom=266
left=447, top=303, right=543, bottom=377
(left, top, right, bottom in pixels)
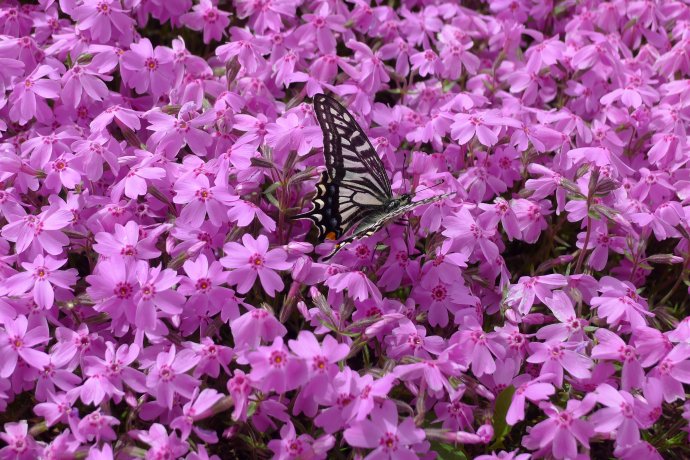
left=1, top=0, right=690, bottom=458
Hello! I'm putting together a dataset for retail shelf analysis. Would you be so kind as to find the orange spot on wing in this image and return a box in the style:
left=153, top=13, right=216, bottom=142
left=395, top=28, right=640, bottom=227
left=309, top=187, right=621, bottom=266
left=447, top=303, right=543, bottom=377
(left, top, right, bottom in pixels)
left=325, top=231, right=337, bottom=240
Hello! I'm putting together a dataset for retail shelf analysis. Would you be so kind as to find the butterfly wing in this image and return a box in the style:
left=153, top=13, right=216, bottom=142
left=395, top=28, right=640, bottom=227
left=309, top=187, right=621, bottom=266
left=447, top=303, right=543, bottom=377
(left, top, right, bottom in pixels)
left=322, top=192, right=452, bottom=261
left=294, top=94, right=393, bottom=240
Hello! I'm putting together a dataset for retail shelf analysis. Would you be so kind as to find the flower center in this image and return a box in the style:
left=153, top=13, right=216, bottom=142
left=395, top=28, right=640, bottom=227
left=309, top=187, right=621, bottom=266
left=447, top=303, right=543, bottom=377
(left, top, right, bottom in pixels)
left=248, top=253, right=264, bottom=268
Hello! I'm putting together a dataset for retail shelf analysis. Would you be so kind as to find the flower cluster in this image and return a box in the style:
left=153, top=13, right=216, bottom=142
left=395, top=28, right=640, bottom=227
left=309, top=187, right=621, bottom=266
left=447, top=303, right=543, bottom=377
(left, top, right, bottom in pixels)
left=1, top=0, right=690, bottom=459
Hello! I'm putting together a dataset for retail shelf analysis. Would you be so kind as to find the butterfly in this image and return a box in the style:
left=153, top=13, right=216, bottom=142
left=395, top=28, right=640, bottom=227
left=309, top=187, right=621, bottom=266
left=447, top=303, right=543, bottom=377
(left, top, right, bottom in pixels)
left=293, top=94, right=450, bottom=261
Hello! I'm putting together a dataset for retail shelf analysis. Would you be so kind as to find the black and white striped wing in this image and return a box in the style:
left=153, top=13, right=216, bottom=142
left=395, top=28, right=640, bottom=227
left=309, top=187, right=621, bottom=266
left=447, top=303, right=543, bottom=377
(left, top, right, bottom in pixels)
left=294, top=94, right=393, bottom=241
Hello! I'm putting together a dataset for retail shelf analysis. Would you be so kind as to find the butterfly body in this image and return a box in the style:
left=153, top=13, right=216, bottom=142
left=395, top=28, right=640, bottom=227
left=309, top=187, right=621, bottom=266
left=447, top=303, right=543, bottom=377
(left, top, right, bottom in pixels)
left=293, top=94, right=448, bottom=260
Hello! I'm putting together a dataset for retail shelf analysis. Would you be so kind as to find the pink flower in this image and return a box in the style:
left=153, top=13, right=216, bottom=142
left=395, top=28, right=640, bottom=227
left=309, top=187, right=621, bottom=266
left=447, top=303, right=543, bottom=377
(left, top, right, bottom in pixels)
left=589, top=383, right=649, bottom=449
left=121, top=38, right=174, bottom=99
left=522, top=396, right=596, bottom=459
left=72, top=0, right=134, bottom=43
left=2, top=254, right=77, bottom=310
left=221, top=234, right=292, bottom=297
left=506, top=375, right=556, bottom=425
left=173, top=174, right=236, bottom=227
left=247, top=337, right=307, bottom=394
left=180, top=0, right=230, bottom=43
left=144, top=345, right=200, bottom=409
left=230, top=308, right=286, bottom=350
left=1, top=205, right=72, bottom=255
left=343, top=400, right=425, bottom=460
left=132, top=424, right=188, bottom=459
left=591, top=329, right=644, bottom=390
left=226, top=199, right=276, bottom=232
left=450, top=112, right=508, bottom=147
left=527, top=339, right=592, bottom=387
left=93, top=221, right=162, bottom=260
left=8, top=65, right=60, bottom=125
left=0, top=315, right=50, bottom=378
left=0, top=421, right=39, bottom=460
left=410, top=49, right=442, bottom=77
left=75, top=409, right=119, bottom=443
left=146, top=106, right=214, bottom=157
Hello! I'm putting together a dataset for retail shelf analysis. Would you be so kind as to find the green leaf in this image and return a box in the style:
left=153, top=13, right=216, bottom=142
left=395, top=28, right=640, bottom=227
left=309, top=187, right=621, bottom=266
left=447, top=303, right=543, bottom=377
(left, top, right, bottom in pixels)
left=489, top=385, right=516, bottom=450
left=429, top=440, right=468, bottom=460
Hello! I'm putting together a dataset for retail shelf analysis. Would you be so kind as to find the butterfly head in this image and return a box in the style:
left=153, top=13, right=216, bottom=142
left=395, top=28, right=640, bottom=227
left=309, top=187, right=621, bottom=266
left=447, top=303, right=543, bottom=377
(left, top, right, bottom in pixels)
left=386, top=194, right=413, bottom=211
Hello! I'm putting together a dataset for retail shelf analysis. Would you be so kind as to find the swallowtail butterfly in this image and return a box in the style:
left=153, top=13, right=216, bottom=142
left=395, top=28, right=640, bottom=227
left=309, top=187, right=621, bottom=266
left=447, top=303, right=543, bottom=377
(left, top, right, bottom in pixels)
left=293, top=94, right=450, bottom=260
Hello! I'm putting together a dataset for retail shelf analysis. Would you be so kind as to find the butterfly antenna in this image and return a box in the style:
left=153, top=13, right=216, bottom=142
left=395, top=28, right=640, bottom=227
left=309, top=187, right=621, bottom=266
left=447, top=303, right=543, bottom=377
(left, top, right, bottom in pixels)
left=413, top=179, right=446, bottom=194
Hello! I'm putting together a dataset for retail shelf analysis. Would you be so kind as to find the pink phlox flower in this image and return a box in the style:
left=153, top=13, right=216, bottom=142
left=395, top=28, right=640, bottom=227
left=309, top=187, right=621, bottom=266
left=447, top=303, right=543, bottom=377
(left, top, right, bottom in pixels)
left=1, top=204, right=72, bottom=255
left=343, top=400, right=425, bottom=460
left=450, top=317, right=505, bottom=377
left=146, top=104, right=214, bottom=157
left=21, top=129, right=79, bottom=169
left=72, top=0, right=134, bottom=43
left=221, top=234, right=292, bottom=297
left=121, top=38, right=174, bottom=99
left=2, top=254, right=77, bottom=310
left=566, top=146, right=634, bottom=176
left=131, top=424, right=189, bottom=460
left=173, top=173, right=237, bottom=227
left=0, top=421, right=40, bottom=460
left=170, top=387, right=224, bottom=442
left=506, top=374, right=556, bottom=425
left=0, top=315, right=50, bottom=378
left=576, top=222, right=626, bottom=271
left=394, top=349, right=461, bottom=394
left=143, top=345, right=200, bottom=409
left=591, top=328, right=644, bottom=390
left=133, top=262, right=184, bottom=332
left=505, top=274, right=568, bottom=316
left=525, top=163, right=569, bottom=213
left=478, top=197, right=521, bottom=241
left=216, top=27, right=270, bottom=73
left=268, top=421, right=335, bottom=460
left=647, top=344, right=690, bottom=403
left=179, top=254, right=237, bottom=323
left=230, top=307, right=287, bottom=351
left=247, top=337, right=307, bottom=394
left=80, top=342, right=145, bottom=405
left=410, top=48, right=443, bottom=77
left=458, top=161, right=508, bottom=202
left=265, top=112, right=323, bottom=156
left=522, top=395, right=596, bottom=460
left=226, top=369, right=253, bottom=421
left=379, top=38, right=412, bottom=77
left=385, top=319, right=445, bottom=360
left=72, top=134, right=122, bottom=181
left=590, top=276, right=652, bottom=328
left=442, top=207, right=500, bottom=262
left=289, top=331, right=349, bottom=417
left=537, top=291, right=587, bottom=342
left=180, top=0, right=230, bottom=43
left=614, top=441, right=664, bottom=460
left=527, top=338, right=593, bottom=387
left=90, top=104, right=141, bottom=133
left=42, top=153, right=82, bottom=192
left=434, top=390, right=475, bottom=431
left=110, top=152, right=167, bottom=201
left=510, top=121, right=563, bottom=153
left=226, top=199, right=276, bottom=232
left=450, top=111, right=510, bottom=147
left=86, top=257, right=140, bottom=332
left=60, top=58, right=114, bottom=108
left=34, top=351, right=81, bottom=403
left=34, top=391, right=80, bottom=428
left=184, top=337, right=232, bottom=379
left=9, top=64, right=60, bottom=125
left=298, top=3, right=346, bottom=55
left=511, top=198, right=552, bottom=244
left=234, top=0, right=296, bottom=34
left=93, top=220, right=162, bottom=260
left=325, top=269, right=383, bottom=303
left=589, top=383, right=651, bottom=449
left=75, top=408, right=119, bottom=443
